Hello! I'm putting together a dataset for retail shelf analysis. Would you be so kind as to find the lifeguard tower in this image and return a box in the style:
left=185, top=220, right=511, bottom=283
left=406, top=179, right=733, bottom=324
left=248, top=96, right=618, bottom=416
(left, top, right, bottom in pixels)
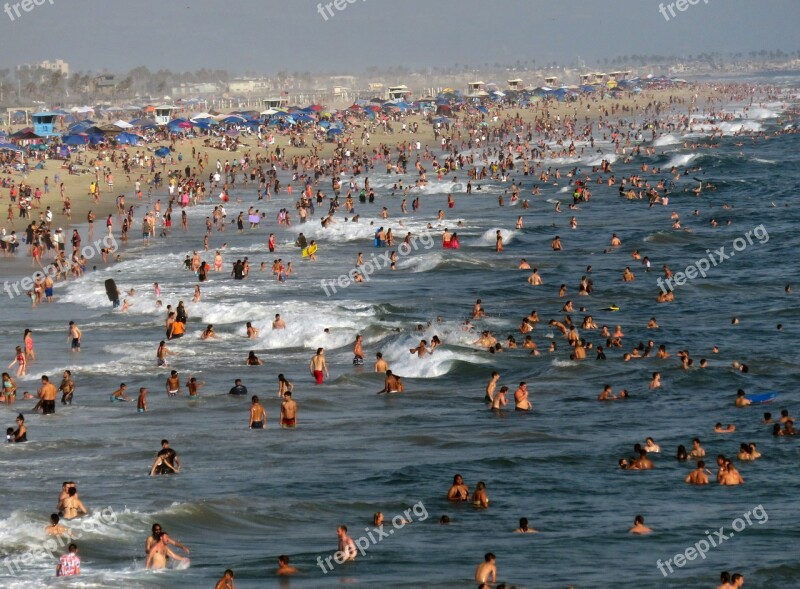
left=507, top=79, right=524, bottom=91
left=466, top=81, right=487, bottom=97
left=263, top=97, right=288, bottom=110
left=386, top=85, right=410, bottom=102
left=33, top=111, right=60, bottom=137
left=154, top=105, right=176, bottom=126
left=544, top=76, right=559, bottom=87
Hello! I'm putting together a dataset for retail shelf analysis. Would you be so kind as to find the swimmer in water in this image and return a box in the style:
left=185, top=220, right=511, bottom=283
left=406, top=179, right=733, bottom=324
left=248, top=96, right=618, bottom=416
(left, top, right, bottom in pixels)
left=629, top=515, right=653, bottom=534
left=137, top=387, right=148, bottom=412
left=685, top=461, right=710, bottom=485
left=514, top=517, right=537, bottom=533
left=110, top=383, right=131, bottom=402
left=276, top=555, right=298, bottom=576
left=447, top=474, right=469, bottom=502
left=514, top=382, right=532, bottom=411
left=474, top=553, right=497, bottom=585
left=214, top=569, right=235, bottom=589
left=409, top=340, right=429, bottom=358
left=279, top=392, right=297, bottom=427
left=377, top=370, right=404, bottom=394
left=485, top=371, right=499, bottom=403
left=249, top=395, right=266, bottom=429
left=45, top=513, right=74, bottom=537
left=735, top=389, right=751, bottom=407
left=491, top=386, right=508, bottom=412
left=60, top=487, right=87, bottom=520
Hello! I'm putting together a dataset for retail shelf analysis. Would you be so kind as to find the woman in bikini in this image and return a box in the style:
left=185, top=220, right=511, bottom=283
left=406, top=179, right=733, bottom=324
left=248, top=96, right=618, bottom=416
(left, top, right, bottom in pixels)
left=2, top=372, right=17, bottom=405
left=8, top=346, right=26, bottom=376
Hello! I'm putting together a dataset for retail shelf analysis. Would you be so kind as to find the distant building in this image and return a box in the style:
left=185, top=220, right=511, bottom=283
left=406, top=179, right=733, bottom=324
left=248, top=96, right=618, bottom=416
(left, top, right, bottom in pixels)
left=329, top=75, right=356, bottom=87
left=172, top=82, right=221, bottom=98
left=228, top=78, right=272, bottom=95
left=17, top=59, right=69, bottom=76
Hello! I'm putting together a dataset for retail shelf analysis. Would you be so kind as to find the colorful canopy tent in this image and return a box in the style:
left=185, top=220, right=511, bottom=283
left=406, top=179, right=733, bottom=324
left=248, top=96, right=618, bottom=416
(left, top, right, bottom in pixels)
left=62, top=134, right=89, bottom=145
left=114, top=133, right=143, bottom=145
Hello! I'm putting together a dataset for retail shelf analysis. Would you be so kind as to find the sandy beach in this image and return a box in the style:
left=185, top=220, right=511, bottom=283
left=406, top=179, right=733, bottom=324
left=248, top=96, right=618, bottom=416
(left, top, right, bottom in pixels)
left=0, top=87, right=710, bottom=243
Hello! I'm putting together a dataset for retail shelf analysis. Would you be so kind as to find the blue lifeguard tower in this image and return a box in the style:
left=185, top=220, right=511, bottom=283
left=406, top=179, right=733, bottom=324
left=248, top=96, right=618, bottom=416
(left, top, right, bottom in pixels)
left=33, top=111, right=60, bottom=137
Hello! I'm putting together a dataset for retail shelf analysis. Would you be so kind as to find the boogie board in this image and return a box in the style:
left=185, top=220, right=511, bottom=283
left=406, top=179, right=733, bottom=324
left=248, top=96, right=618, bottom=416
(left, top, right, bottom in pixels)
left=104, top=279, right=119, bottom=303
left=301, top=244, right=318, bottom=258
left=745, top=392, right=778, bottom=404
left=602, top=305, right=620, bottom=312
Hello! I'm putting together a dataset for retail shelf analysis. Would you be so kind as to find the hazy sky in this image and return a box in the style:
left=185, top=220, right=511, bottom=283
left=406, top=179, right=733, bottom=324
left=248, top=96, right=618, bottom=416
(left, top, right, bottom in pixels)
left=1, top=0, right=797, bottom=74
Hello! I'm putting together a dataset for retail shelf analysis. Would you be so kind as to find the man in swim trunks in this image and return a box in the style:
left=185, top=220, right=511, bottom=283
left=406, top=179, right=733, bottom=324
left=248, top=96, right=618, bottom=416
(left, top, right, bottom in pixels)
left=377, top=370, right=404, bottom=394
left=165, top=371, right=181, bottom=397
left=249, top=396, right=266, bottom=429
left=309, top=348, right=328, bottom=384
left=59, top=370, right=75, bottom=405
left=44, top=275, right=54, bottom=302
left=67, top=321, right=81, bottom=352
left=38, top=375, right=58, bottom=415
left=280, top=392, right=297, bottom=428
left=353, top=335, right=364, bottom=366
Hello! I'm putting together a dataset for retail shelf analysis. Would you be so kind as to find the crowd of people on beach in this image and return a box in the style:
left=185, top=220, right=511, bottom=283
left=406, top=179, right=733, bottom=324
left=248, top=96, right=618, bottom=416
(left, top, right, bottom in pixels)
left=1, top=82, right=796, bottom=586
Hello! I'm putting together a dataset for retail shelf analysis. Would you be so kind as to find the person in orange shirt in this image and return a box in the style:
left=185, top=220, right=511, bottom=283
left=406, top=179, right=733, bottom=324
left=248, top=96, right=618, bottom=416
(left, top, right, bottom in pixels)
left=169, top=320, right=185, bottom=339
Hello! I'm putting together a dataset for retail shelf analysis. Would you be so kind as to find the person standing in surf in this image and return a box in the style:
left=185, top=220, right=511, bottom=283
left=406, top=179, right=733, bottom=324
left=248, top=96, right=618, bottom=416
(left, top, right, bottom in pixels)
left=309, top=348, right=328, bottom=384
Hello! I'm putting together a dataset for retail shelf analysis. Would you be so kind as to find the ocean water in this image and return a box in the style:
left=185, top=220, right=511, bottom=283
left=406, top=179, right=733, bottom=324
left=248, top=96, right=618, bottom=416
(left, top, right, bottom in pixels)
left=0, top=97, right=799, bottom=588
